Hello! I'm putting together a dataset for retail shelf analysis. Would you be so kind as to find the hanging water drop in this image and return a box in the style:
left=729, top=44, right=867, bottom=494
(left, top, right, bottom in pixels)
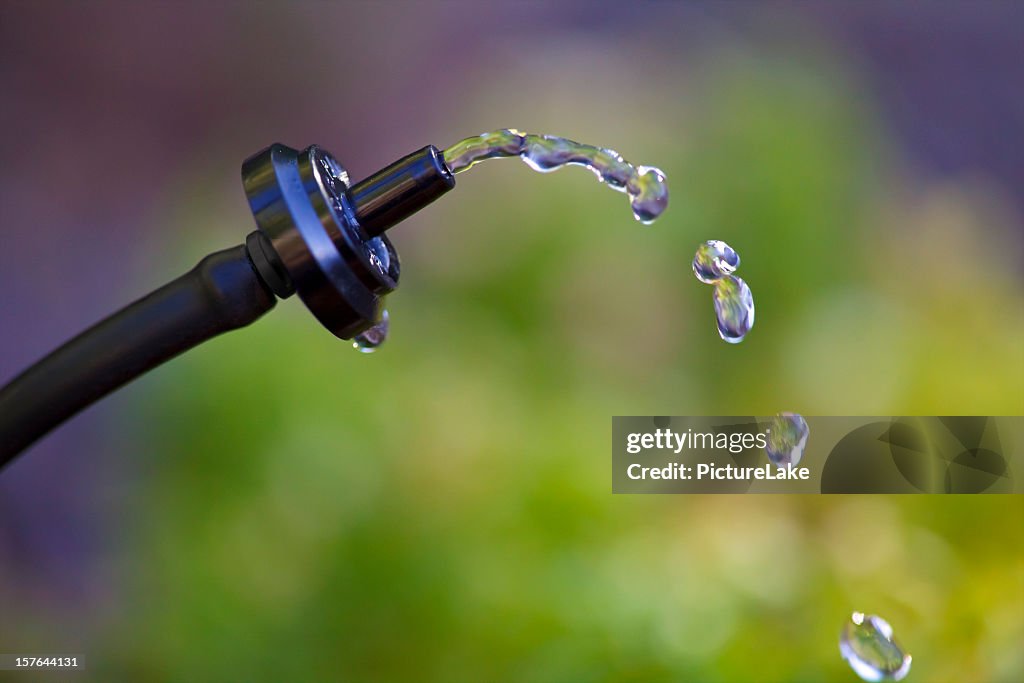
left=765, top=412, right=809, bottom=467
left=353, top=309, right=389, bottom=353
left=712, top=275, right=755, bottom=343
left=840, top=612, right=912, bottom=682
left=628, top=166, right=669, bottom=224
left=693, top=240, right=740, bottom=284
left=443, top=129, right=668, bottom=224
left=365, top=236, right=391, bottom=275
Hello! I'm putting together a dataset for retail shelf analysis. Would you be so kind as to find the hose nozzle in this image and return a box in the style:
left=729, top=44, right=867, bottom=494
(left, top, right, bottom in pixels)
left=350, top=145, right=454, bottom=239
left=241, top=143, right=455, bottom=339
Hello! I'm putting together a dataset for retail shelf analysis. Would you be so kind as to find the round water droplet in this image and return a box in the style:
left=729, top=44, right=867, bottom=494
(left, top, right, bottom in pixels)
left=628, top=166, right=669, bottom=224
left=712, top=275, right=754, bottom=343
left=766, top=412, right=809, bottom=467
left=353, top=309, right=389, bottom=353
left=693, top=240, right=740, bottom=284
left=840, top=612, right=912, bottom=682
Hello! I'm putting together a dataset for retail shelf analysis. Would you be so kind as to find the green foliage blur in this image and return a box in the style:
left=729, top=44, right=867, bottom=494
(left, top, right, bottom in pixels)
left=94, top=21, right=1021, bottom=683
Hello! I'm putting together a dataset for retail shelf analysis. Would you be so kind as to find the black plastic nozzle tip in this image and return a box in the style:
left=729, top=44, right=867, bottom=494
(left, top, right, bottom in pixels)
left=349, top=145, right=454, bottom=239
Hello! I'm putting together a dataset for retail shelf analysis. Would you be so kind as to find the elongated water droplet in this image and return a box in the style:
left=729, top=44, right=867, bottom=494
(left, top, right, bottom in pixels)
left=353, top=309, right=389, bottom=353
left=840, top=612, right=912, bottom=682
left=693, top=240, right=740, bottom=284
left=766, top=412, right=809, bottom=467
left=712, top=275, right=754, bottom=343
left=443, top=129, right=668, bottom=224
left=522, top=134, right=573, bottom=172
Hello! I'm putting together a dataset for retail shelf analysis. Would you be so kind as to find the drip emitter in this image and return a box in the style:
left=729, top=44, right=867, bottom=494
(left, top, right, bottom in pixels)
left=243, top=143, right=453, bottom=338
left=0, top=131, right=669, bottom=469
left=0, top=142, right=454, bottom=467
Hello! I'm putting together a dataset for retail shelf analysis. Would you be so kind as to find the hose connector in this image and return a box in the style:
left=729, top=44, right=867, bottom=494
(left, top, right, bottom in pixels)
left=241, top=143, right=454, bottom=339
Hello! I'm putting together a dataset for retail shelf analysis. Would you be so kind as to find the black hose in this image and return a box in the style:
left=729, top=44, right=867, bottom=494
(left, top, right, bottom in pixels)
left=0, top=245, right=276, bottom=468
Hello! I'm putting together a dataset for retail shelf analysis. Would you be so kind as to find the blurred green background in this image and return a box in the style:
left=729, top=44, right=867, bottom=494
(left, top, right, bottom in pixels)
left=1, top=2, right=1022, bottom=681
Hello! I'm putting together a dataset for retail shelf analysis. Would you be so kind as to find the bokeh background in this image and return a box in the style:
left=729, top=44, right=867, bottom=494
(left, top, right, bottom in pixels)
left=1, top=1, right=1022, bottom=681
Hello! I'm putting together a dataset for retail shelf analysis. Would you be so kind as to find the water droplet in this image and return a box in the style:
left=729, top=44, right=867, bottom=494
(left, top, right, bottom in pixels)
left=712, top=275, right=754, bottom=343
left=840, top=612, right=912, bottom=682
left=629, top=166, right=669, bottom=224
left=522, top=135, right=574, bottom=172
left=443, top=129, right=668, bottom=223
left=693, top=240, right=740, bottom=284
left=366, top=236, right=390, bottom=275
left=353, top=309, right=389, bottom=353
left=766, top=413, right=809, bottom=467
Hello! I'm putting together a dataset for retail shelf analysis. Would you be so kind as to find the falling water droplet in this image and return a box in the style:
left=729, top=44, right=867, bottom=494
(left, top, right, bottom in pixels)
left=712, top=275, right=754, bottom=343
left=840, top=612, right=912, bottom=682
left=628, top=166, right=669, bottom=224
left=353, top=309, right=389, bottom=353
left=766, top=412, right=809, bottom=467
left=693, top=240, right=740, bottom=284
left=443, top=129, right=669, bottom=224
